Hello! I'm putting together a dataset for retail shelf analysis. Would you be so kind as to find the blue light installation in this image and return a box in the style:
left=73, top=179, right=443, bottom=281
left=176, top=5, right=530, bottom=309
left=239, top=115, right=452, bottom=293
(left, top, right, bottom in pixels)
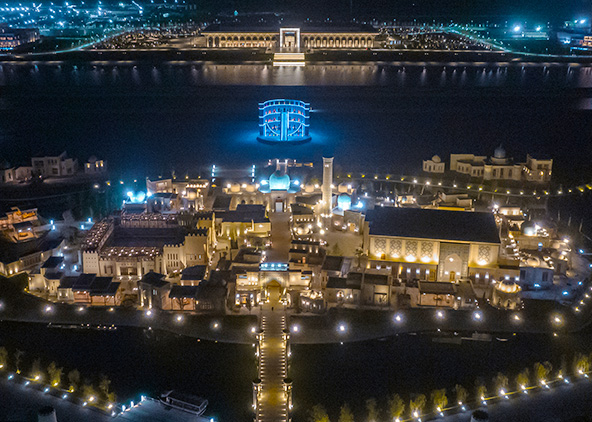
left=258, top=99, right=311, bottom=144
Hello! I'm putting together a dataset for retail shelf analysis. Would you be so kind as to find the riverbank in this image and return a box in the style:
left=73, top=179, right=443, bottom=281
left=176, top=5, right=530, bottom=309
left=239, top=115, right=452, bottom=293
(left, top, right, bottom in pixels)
left=3, top=48, right=592, bottom=65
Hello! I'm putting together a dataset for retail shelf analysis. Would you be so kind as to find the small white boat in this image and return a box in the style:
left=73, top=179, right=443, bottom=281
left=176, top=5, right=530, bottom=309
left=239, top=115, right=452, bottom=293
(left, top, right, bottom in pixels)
left=159, top=390, right=208, bottom=416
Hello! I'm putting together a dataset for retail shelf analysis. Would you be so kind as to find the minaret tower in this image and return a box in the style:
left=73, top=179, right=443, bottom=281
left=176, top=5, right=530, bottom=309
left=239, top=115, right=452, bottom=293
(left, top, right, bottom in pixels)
left=322, top=157, right=334, bottom=215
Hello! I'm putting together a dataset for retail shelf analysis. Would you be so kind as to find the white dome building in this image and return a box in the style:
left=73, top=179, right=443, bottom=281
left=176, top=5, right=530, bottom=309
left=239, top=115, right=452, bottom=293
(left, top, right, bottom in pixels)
left=491, top=279, right=521, bottom=309
left=423, top=155, right=445, bottom=173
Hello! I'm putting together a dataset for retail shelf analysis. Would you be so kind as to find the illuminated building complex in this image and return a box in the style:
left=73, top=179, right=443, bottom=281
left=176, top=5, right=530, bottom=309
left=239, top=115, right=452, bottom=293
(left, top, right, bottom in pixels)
left=0, top=25, right=39, bottom=50
left=201, top=24, right=377, bottom=49
left=257, top=99, right=311, bottom=144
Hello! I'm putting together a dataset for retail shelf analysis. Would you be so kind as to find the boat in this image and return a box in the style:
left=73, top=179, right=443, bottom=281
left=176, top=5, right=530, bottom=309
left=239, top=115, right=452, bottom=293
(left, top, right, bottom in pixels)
left=159, top=390, right=208, bottom=416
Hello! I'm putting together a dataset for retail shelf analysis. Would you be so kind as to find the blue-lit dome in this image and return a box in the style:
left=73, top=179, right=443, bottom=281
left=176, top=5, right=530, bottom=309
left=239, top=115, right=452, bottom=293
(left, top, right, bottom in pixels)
left=337, top=193, right=352, bottom=211
left=269, top=171, right=291, bottom=191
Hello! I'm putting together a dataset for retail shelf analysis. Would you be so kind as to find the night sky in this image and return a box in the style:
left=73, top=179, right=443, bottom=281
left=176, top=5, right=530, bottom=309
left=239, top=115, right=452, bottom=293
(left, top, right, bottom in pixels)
left=180, top=0, right=592, bottom=22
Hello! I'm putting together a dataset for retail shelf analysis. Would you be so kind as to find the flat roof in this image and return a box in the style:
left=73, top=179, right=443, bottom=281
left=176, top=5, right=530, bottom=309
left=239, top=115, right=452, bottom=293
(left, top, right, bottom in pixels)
left=202, top=23, right=378, bottom=34
left=108, top=227, right=186, bottom=248
left=322, top=255, right=344, bottom=272
left=139, top=271, right=169, bottom=289
left=181, top=265, right=207, bottom=281
left=326, top=276, right=348, bottom=289
left=169, top=285, right=199, bottom=299
left=366, top=207, right=500, bottom=244
left=418, top=281, right=457, bottom=295
left=42, top=256, right=64, bottom=269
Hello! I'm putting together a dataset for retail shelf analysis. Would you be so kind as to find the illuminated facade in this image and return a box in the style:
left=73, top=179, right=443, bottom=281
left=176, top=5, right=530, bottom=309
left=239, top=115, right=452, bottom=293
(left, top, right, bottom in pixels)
left=0, top=25, right=39, bottom=50
left=201, top=25, right=377, bottom=49
left=363, top=207, right=519, bottom=283
left=234, top=262, right=312, bottom=307
left=258, top=99, right=311, bottom=144
left=81, top=213, right=213, bottom=280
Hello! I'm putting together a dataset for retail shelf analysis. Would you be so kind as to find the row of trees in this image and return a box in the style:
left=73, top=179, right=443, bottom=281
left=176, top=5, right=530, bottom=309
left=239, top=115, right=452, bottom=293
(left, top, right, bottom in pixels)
left=308, top=353, right=592, bottom=422
left=0, top=346, right=116, bottom=405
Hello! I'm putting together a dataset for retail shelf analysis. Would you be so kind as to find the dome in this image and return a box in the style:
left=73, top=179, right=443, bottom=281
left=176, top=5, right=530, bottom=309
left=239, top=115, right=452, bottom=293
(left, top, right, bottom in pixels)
left=337, top=193, right=352, bottom=211
left=432, top=155, right=441, bottom=163
left=337, top=182, right=351, bottom=193
left=494, top=145, right=506, bottom=159
left=269, top=171, right=290, bottom=191
left=495, top=280, right=520, bottom=294
left=245, top=184, right=256, bottom=193
left=230, top=183, right=241, bottom=193
left=304, top=184, right=315, bottom=193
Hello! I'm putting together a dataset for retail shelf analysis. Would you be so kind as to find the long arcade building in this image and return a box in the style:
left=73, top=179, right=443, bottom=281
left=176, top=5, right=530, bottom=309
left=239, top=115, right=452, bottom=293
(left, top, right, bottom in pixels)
left=201, top=25, right=378, bottom=49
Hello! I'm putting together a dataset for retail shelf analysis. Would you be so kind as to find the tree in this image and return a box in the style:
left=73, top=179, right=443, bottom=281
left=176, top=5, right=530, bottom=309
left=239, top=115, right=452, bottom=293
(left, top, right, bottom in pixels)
left=534, top=361, right=552, bottom=385
left=574, top=353, right=590, bottom=376
left=0, top=347, right=8, bottom=369
left=409, top=394, right=426, bottom=418
left=47, top=362, right=63, bottom=387
left=82, top=384, right=99, bottom=402
left=558, top=355, right=568, bottom=380
left=14, top=350, right=24, bottom=374
left=431, top=389, right=448, bottom=412
left=365, top=398, right=378, bottom=422
left=338, top=403, right=354, bottom=422
left=309, top=404, right=330, bottom=422
left=493, top=372, right=509, bottom=394
left=476, top=383, right=487, bottom=401
left=31, top=358, right=42, bottom=381
left=388, top=393, right=405, bottom=420
left=515, top=368, right=530, bottom=390
left=68, top=369, right=80, bottom=392
left=454, top=384, right=468, bottom=406
left=99, top=375, right=112, bottom=401
left=354, top=247, right=368, bottom=268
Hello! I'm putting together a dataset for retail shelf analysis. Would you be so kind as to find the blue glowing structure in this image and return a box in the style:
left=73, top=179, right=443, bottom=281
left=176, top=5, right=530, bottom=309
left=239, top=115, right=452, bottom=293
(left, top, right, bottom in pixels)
left=260, top=262, right=288, bottom=271
left=125, top=191, right=147, bottom=204
left=258, top=99, right=311, bottom=144
left=258, top=171, right=301, bottom=194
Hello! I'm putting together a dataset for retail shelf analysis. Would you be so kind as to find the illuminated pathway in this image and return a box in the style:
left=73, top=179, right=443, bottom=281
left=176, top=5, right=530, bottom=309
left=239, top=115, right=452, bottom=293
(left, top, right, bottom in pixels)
left=255, top=306, right=290, bottom=422
left=266, top=211, right=291, bottom=262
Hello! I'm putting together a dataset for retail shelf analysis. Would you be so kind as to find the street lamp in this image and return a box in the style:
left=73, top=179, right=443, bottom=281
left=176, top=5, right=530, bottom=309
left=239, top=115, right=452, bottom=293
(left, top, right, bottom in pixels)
left=472, top=310, right=483, bottom=321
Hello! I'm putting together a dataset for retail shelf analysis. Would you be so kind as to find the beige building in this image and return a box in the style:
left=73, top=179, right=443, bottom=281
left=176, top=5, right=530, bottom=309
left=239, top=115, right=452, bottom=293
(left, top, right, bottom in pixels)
left=146, top=177, right=210, bottom=211
left=201, top=25, right=377, bottom=49
left=32, top=152, right=77, bottom=178
left=363, top=207, right=519, bottom=283
left=82, top=212, right=212, bottom=279
left=422, top=155, right=445, bottom=174
left=444, top=146, right=552, bottom=183
left=84, top=156, right=107, bottom=175
left=234, top=262, right=312, bottom=308
left=0, top=208, right=64, bottom=276
left=1, top=166, right=33, bottom=183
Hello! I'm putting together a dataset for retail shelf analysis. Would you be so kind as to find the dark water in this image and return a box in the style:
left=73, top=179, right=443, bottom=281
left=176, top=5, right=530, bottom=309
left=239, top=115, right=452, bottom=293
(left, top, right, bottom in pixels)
left=0, top=322, right=254, bottom=421
left=1, top=62, right=592, bottom=185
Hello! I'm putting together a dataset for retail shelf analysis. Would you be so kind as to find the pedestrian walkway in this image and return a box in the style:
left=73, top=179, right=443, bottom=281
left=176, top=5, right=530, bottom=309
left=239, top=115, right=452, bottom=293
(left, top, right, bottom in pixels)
left=256, top=307, right=288, bottom=422
left=266, top=211, right=291, bottom=262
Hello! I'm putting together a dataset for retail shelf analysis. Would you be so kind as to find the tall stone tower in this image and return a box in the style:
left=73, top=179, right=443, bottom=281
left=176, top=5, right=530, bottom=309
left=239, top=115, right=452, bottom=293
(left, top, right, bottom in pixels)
left=322, top=157, right=334, bottom=215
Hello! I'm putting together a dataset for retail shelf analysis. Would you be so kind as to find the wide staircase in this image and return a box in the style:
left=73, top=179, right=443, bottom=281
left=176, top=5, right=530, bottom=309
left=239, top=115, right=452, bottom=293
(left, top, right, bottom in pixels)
left=254, top=308, right=291, bottom=422
left=273, top=52, right=305, bottom=66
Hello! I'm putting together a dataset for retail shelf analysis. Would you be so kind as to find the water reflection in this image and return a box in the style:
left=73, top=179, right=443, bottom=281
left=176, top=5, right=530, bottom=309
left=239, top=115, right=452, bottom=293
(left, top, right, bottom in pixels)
left=0, top=61, right=591, bottom=88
